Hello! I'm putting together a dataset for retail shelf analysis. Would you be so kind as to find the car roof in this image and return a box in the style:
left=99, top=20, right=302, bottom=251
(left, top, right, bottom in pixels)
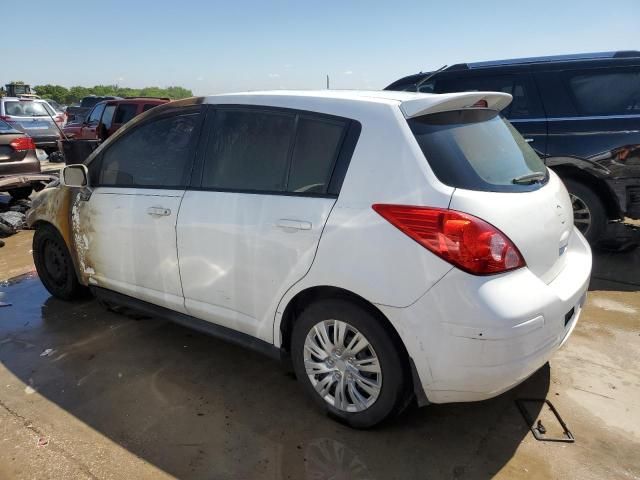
left=201, top=90, right=513, bottom=117
left=105, top=97, right=170, bottom=106
left=1, top=97, right=49, bottom=102
left=386, top=50, right=640, bottom=89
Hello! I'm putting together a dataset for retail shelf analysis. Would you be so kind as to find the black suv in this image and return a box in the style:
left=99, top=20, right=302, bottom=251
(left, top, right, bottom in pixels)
left=385, top=51, right=640, bottom=243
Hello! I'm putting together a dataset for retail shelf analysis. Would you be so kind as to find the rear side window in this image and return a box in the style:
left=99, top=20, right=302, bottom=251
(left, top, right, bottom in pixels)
left=201, top=108, right=349, bottom=195
left=113, top=104, right=138, bottom=124
left=566, top=69, right=640, bottom=116
left=202, top=109, right=295, bottom=192
left=409, top=109, right=547, bottom=192
left=97, top=113, right=198, bottom=187
left=101, top=105, right=116, bottom=130
left=143, top=103, right=158, bottom=112
left=288, top=117, right=345, bottom=193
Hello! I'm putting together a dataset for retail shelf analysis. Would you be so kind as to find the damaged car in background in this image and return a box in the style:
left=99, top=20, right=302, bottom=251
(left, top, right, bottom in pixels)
left=27, top=91, right=592, bottom=428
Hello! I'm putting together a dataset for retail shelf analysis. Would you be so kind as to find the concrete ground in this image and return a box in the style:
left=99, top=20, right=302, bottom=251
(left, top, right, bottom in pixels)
left=0, top=227, right=638, bottom=479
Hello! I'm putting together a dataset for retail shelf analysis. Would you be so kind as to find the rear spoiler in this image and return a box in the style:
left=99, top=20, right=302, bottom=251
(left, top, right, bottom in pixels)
left=400, top=92, right=512, bottom=118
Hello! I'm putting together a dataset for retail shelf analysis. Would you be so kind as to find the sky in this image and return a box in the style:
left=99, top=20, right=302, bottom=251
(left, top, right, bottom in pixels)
left=5, top=0, right=639, bottom=95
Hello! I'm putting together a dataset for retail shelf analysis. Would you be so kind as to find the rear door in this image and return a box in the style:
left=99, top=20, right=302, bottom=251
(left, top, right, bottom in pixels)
left=537, top=66, right=640, bottom=173
left=177, top=106, right=352, bottom=342
left=80, top=107, right=203, bottom=312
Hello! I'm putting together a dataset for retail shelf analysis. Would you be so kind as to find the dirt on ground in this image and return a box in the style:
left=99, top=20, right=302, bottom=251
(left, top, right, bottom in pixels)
left=0, top=228, right=638, bottom=479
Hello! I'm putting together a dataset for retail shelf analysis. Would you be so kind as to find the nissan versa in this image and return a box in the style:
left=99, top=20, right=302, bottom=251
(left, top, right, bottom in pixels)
left=27, top=91, right=592, bottom=428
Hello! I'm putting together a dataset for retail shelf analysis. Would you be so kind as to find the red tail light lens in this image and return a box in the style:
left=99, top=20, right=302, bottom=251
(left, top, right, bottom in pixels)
left=472, top=99, right=488, bottom=107
left=372, top=204, right=525, bottom=275
left=10, top=136, right=36, bottom=151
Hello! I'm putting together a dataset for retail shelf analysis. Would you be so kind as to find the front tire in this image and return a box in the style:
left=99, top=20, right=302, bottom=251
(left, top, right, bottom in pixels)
left=291, top=299, right=409, bottom=428
left=563, top=179, right=607, bottom=243
left=33, top=224, right=88, bottom=300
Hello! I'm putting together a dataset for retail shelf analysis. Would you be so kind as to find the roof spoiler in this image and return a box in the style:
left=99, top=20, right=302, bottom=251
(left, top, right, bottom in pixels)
left=400, top=92, right=512, bottom=118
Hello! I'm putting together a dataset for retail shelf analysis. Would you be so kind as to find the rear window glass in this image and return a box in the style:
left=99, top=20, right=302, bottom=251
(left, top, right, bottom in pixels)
left=408, top=109, right=547, bottom=192
left=4, top=101, right=54, bottom=117
left=568, top=70, right=640, bottom=116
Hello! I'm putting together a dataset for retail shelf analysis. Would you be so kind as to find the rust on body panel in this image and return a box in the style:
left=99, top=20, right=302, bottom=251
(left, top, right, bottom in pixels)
left=27, top=185, right=96, bottom=286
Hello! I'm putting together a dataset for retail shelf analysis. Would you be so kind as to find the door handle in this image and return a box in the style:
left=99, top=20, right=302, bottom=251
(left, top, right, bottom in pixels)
left=147, top=206, right=171, bottom=217
left=276, top=219, right=312, bottom=231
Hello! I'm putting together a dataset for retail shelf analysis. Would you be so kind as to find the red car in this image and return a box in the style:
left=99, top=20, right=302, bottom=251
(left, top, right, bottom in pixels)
left=63, top=97, right=170, bottom=141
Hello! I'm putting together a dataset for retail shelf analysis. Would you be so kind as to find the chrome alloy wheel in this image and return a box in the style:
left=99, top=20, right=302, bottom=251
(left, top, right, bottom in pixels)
left=304, top=320, right=382, bottom=413
left=570, top=193, right=592, bottom=234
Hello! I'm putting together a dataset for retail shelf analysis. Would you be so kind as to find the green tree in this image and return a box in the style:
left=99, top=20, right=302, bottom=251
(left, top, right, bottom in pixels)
left=33, top=84, right=69, bottom=103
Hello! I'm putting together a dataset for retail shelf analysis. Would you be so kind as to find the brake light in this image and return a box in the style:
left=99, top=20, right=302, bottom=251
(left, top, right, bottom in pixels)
left=472, top=100, right=488, bottom=107
left=10, top=136, right=36, bottom=151
left=372, top=204, right=525, bottom=275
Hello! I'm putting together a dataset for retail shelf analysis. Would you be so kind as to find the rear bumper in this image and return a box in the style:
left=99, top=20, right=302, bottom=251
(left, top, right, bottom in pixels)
left=379, top=228, right=592, bottom=404
left=31, top=136, right=59, bottom=149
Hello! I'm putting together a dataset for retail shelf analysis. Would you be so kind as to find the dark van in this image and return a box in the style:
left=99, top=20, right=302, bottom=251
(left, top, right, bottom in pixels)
left=385, top=51, right=640, bottom=243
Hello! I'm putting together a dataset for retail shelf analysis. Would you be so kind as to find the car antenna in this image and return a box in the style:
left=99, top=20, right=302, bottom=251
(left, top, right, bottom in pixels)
left=414, top=65, right=448, bottom=92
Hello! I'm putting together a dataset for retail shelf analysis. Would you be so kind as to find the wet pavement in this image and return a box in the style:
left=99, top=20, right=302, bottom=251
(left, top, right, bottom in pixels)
left=0, top=237, right=639, bottom=479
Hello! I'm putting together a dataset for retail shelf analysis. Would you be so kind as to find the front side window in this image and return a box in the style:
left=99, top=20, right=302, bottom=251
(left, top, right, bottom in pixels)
left=96, top=113, right=199, bottom=187
left=87, top=103, right=105, bottom=125
left=202, top=109, right=295, bottom=192
left=567, top=69, right=640, bottom=116
left=409, top=109, right=547, bottom=192
left=113, top=104, right=138, bottom=124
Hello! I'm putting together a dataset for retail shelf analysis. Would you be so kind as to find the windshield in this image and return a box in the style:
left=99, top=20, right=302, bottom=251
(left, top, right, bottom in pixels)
left=4, top=101, right=55, bottom=117
left=408, top=109, right=547, bottom=192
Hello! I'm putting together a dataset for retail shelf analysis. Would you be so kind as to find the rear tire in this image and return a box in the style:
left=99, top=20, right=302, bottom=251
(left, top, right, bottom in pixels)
left=7, top=187, right=33, bottom=201
left=291, top=298, right=409, bottom=428
left=33, top=224, right=88, bottom=300
left=563, top=179, right=607, bottom=244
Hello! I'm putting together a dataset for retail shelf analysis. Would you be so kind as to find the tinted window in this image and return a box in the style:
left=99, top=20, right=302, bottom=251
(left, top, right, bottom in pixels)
left=202, top=109, right=295, bottom=191
left=97, top=113, right=198, bottom=187
left=101, top=105, right=116, bottom=130
left=288, top=117, right=345, bottom=193
left=567, top=69, right=640, bottom=116
left=409, top=109, right=547, bottom=192
left=81, top=97, right=104, bottom=108
left=143, top=103, right=158, bottom=112
left=87, top=103, right=105, bottom=125
left=114, top=104, right=138, bottom=124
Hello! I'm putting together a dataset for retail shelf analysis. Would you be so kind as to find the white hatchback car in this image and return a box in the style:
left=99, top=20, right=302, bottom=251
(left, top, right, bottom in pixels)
left=28, top=91, right=592, bottom=428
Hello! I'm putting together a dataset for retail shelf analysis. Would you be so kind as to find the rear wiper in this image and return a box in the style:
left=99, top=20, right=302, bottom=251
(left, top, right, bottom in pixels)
left=512, top=172, right=546, bottom=184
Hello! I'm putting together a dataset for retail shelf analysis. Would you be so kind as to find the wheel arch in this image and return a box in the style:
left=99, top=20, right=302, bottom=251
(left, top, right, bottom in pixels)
left=277, top=285, right=427, bottom=406
left=551, top=164, right=621, bottom=220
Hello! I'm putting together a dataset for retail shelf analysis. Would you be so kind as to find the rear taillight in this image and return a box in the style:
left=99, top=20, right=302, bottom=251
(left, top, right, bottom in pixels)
left=10, top=137, right=36, bottom=151
left=372, top=204, right=525, bottom=275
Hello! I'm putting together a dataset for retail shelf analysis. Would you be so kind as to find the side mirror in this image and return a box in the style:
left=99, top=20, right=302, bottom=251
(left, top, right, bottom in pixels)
left=61, top=164, right=89, bottom=188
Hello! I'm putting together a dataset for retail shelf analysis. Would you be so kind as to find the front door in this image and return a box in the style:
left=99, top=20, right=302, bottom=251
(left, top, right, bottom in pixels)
left=80, top=107, right=202, bottom=312
left=177, top=106, right=351, bottom=342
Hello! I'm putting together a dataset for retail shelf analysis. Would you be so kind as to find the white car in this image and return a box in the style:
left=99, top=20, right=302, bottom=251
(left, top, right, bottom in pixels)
left=27, top=91, right=592, bottom=428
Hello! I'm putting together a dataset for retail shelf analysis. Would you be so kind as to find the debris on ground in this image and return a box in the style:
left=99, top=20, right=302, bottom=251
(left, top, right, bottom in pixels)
left=36, top=437, right=49, bottom=447
left=0, top=196, right=31, bottom=238
left=40, top=348, right=56, bottom=357
left=0, top=211, right=26, bottom=230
